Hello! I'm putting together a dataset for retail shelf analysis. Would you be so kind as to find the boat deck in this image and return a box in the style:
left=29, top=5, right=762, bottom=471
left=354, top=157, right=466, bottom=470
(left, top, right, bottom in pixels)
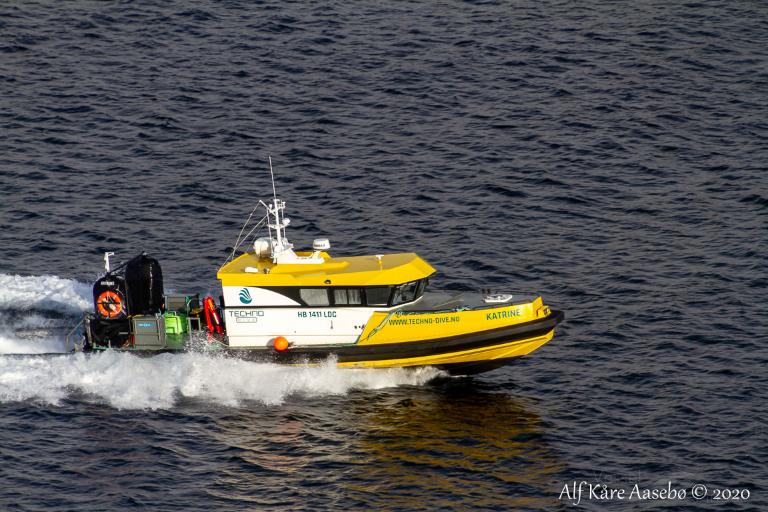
left=402, top=291, right=539, bottom=312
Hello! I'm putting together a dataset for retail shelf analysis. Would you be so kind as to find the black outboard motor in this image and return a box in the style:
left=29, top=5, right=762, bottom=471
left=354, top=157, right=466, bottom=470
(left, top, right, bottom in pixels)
left=125, top=253, right=164, bottom=315
left=88, top=252, right=164, bottom=349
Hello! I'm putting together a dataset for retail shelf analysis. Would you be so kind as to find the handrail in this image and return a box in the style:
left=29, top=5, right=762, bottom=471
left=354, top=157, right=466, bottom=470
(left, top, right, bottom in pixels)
left=65, top=316, right=85, bottom=353
left=355, top=307, right=403, bottom=344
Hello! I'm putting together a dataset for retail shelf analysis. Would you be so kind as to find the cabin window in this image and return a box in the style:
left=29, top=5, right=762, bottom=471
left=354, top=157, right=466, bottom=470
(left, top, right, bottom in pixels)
left=334, top=288, right=362, bottom=305
left=364, top=287, right=391, bottom=306
left=392, top=281, right=420, bottom=305
left=300, top=288, right=330, bottom=306
left=415, top=278, right=427, bottom=298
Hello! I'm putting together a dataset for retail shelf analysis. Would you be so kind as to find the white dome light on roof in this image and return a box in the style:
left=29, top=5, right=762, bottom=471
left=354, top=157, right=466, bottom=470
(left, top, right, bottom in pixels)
left=313, top=239, right=331, bottom=251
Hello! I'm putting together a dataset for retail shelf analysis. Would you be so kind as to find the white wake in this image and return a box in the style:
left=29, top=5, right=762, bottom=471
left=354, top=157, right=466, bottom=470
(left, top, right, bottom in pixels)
left=0, top=351, right=441, bottom=409
left=0, top=273, right=442, bottom=408
left=0, top=273, right=92, bottom=354
left=0, top=273, right=92, bottom=313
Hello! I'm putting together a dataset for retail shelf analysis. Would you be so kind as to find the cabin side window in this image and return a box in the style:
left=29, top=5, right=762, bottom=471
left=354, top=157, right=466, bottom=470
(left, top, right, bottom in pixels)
left=415, top=278, right=427, bottom=298
left=392, top=281, right=420, bottom=306
left=364, top=287, right=391, bottom=306
left=299, top=288, right=330, bottom=306
left=390, top=279, right=428, bottom=306
left=334, top=288, right=362, bottom=305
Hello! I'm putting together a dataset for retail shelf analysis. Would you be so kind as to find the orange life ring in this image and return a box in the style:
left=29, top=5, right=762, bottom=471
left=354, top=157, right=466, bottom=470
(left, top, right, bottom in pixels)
left=96, top=290, right=124, bottom=319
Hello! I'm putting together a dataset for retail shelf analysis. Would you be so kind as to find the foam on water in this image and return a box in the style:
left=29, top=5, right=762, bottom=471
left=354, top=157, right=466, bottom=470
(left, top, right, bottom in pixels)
left=0, top=334, right=65, bottom=355
left=0, top=273, right=91, bottom=354
left=0, top=274, right=92, bottom=313
left=0, top=351, right=442, bottom=409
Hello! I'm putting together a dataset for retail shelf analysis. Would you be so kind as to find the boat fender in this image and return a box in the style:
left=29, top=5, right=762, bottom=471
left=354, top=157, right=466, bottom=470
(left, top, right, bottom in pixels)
left=96, top=290, right=124, bottom=319
left=203, top=296, right=224, bottom=335
left=273, top=336, right=289, bottom=352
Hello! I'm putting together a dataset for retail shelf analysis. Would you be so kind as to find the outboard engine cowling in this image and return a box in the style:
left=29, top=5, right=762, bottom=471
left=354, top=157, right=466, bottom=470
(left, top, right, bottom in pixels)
left=125, top=254, right=164, bottom=315
left=86, top=252, right=165, bottom=350
left=92, top=253, right=164, bottom=318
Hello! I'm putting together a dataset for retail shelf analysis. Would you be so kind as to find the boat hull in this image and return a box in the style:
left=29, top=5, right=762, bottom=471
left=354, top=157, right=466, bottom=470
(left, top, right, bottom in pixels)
left=226, top=310, right=564, bottom=375
left=82, top=310, right=563, bottom=376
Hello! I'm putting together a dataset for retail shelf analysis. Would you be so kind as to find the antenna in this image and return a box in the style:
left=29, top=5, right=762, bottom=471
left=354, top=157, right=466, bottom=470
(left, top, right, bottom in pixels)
left=104, top=251, right=115, bottom=272
left=268, top=155, right=284, bottom=252
left=269, top=155, right=277, bottom=204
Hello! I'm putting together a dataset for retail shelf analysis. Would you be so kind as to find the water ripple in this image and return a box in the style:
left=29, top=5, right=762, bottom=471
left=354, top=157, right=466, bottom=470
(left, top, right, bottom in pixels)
left=0, top=0, right=766, bottom=509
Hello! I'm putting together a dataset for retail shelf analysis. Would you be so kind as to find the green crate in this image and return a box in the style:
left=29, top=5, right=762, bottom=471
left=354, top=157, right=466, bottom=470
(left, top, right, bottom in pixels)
left=163, top=312, right=189, bottom=335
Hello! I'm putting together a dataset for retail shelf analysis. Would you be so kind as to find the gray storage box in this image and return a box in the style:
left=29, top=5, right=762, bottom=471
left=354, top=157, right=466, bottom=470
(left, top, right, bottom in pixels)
left=131, top=316, right=166, bottom=349
left=165, top=294, right=200, bottom=313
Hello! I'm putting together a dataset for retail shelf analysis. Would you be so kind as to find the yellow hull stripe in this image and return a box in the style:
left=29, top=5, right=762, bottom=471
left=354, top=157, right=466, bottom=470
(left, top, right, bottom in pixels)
left=337, top=329, right=555, bottom=369
left=357, top=297, right=546, bottom=345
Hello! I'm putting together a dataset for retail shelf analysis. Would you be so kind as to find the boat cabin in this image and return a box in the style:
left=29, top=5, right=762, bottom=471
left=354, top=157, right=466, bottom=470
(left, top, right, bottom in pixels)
left=216, top=198, right=436, bottom=347
left=218, top=252, right=435, bottom=307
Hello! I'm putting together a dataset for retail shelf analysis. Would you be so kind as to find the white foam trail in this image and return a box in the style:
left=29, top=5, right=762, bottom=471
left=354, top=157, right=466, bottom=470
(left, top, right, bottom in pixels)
left=0, top=273, right=92, bottom=313
left=0, top=351, right=442, bottom=409
left=0, top=273, right=91, bottom=354
left=0, top=335, right=64, bottom=354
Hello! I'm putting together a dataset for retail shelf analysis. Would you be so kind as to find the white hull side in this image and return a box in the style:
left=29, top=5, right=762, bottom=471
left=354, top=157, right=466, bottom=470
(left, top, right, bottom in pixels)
left=222, top=286, right=300, bottom=307
left=223, top=307, right=379, bottom=347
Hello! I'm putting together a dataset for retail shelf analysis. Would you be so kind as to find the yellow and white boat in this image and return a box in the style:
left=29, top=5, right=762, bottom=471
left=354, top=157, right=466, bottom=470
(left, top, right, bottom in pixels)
left=78, top=182, right=563, bottom=375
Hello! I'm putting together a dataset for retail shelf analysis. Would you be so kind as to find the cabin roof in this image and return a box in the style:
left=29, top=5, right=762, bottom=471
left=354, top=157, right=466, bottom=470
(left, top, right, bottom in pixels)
left=217, top=251, right=436, bottom=287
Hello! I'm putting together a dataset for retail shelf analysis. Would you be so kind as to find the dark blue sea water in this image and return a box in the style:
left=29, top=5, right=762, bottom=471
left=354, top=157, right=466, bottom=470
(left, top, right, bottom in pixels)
left=1, top=1, right=766, bottom=510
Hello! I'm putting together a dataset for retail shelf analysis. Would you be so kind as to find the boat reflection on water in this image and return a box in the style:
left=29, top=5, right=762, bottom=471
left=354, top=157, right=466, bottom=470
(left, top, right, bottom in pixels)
left=340, top=379, right=564, bottom=510
left=204, top=378, right=564, bottom=510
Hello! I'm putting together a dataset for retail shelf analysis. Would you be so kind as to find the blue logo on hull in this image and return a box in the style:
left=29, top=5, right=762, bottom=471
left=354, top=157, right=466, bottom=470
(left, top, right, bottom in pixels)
left=239, top=288, right=252, bottom=304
